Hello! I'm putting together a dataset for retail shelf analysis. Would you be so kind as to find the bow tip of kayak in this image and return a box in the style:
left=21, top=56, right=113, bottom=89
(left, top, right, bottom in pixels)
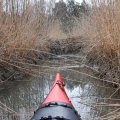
left=54, top=72, right=63, bottom=83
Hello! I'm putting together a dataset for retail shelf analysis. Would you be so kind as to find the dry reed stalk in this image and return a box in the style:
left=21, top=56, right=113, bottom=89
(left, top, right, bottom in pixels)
left=0, top=0, right=51, bottom=80
left=83, top=0, right=120, bottom=84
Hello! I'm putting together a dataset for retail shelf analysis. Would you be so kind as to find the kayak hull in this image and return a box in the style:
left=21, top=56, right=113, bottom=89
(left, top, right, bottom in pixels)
left=31, top=73, right=81, bottom=120
left=41, top=73, right=72, bottom=106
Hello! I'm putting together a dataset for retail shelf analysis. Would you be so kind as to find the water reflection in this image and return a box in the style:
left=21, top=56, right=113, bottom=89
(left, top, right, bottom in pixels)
left=0, top=70, right=119, bottom=120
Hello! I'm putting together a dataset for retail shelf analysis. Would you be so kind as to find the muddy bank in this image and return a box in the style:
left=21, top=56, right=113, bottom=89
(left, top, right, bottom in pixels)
left=48, top=36, right=85, bottom=55
left=0, top=36, right=85, bottom=84
left=0, top=65, right=27, bottom=83
left=86, top=47, right=120, bottom=88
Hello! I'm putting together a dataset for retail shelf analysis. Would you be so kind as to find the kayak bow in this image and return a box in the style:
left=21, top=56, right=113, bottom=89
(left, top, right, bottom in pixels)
left=31, top=73, right=81, bottom=120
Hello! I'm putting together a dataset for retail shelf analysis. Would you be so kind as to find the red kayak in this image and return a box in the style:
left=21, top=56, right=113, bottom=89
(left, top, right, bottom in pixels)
left=31, top=73, right=81, bottom=120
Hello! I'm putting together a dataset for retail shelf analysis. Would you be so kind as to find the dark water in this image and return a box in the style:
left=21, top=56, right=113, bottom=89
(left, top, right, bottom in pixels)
left=0, top=66, right=120, bottom=120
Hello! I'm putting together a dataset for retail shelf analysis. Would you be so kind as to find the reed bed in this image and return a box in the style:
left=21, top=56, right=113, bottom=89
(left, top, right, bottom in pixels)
left=83, top=1, right=120, bottom=118
left=86, top=0, right=120, bottom=82
left=0, top=0, right=51, bottom=83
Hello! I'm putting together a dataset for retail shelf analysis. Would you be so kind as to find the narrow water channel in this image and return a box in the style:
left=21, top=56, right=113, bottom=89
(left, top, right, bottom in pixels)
left=0, top=66, right=119, bottom=120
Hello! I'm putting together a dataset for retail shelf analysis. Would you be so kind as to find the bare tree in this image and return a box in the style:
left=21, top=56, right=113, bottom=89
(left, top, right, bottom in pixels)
left=0, top=0, right=2, bottom=17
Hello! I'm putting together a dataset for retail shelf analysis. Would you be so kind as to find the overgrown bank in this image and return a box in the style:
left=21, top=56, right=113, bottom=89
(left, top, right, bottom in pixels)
left=0, top=35, right=85, bottom=83
left=0, top=0, right=88, bottom=83
left=86, top=0, right=120, bottom=86
left=0, top=0, right=120, bottom=89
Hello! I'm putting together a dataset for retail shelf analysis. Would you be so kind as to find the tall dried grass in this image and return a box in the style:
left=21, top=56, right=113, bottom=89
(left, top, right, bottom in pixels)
left=0, top=0, right=50, bottom=80
left=85, top=0, right=120, bottom=83
left=84, top=1, right=120, bottom=119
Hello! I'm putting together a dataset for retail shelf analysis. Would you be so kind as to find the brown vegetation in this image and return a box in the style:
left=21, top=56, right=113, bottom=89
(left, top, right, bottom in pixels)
left=85, top=0, right=120, bottom=83
left=0, top=0, right=50, bottom=82
left=0, top=0, right=119, bottom=85
left=85, top=1, right=120, bottom=119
